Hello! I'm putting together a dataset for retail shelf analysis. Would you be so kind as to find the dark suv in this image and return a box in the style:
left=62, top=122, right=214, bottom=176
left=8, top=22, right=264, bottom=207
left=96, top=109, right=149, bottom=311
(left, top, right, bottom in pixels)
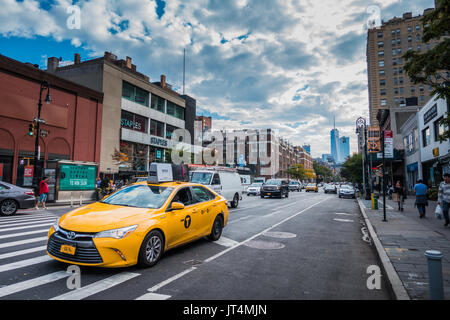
left=260, top=179, right=289, bottom=198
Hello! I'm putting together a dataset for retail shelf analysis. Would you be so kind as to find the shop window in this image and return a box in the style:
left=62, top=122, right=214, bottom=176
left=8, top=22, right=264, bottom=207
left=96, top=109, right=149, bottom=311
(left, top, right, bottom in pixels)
left=434, top=117, right=445, bottom=142
left=121, top=110, right=147, bottom=133
left=166, top=124, right=179, bottom=140
left=422, top=127, right=430, bottom=147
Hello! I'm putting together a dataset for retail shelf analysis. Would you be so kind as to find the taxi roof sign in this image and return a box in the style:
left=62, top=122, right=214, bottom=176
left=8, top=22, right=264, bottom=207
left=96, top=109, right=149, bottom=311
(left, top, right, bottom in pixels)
left=148, top=163, right=173, bottom=183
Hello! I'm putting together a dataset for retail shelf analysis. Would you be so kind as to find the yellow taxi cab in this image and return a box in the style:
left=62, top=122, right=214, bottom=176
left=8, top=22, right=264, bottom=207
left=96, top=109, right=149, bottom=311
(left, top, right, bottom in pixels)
left=305, top=183, right=318, bottom=193
left=46, top=181, right=229, bottom=268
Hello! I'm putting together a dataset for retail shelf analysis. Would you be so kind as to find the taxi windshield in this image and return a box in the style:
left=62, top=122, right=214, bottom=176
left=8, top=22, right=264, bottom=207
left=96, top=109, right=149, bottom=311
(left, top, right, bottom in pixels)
left=190, top=172, right=213, bottom=184
left=101, top=185, right=174, bottom=209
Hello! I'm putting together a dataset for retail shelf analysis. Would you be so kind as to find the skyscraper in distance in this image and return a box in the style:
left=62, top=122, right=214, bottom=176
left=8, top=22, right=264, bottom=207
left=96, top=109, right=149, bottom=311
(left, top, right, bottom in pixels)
left=330, top=116, right=340, bottom=164
left=339, top=136, right=350, bottom=163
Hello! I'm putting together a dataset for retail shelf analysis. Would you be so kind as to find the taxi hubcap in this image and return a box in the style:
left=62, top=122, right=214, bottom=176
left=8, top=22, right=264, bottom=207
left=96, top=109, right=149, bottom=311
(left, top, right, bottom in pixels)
left=145, top=236, right=161, bottom=263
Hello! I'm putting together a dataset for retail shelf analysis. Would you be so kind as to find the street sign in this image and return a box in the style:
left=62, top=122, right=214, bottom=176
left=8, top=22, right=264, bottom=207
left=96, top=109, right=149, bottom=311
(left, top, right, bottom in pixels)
left=384, top=130, right=393, bottom=159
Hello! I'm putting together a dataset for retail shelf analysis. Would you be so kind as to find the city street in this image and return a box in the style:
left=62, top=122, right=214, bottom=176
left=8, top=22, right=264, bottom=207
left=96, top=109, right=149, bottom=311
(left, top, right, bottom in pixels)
left=0, top=189, right=390, bottom=300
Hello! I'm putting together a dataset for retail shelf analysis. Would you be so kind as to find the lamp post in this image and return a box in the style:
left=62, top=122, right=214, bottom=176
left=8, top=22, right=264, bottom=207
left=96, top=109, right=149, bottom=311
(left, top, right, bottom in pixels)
left=32, top=81, right=51, bottom=193
left=356, top=117, right=369, bottom=200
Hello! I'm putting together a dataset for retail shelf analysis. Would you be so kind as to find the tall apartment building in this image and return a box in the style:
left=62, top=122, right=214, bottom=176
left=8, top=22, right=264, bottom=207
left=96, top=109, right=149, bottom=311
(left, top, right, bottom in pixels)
left=366, top=7, right=437, bottom=126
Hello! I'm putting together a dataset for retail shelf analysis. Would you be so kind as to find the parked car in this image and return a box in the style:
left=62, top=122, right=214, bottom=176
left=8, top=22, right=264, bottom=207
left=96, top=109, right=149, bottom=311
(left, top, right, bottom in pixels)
left=305, top=183, right=318, bottom=192
left=324, top=184, right=337, bottom=194
left=288, top=181, right=301, bottom=192
left=0, top=182, right=36, bottom=216
left=246, top=183, right=263, bottom=196
left=190, top=169, right=243, bottom=208
left=339, top=185, right=356, bottom=199
left=260, top=179, right=289, bottom=198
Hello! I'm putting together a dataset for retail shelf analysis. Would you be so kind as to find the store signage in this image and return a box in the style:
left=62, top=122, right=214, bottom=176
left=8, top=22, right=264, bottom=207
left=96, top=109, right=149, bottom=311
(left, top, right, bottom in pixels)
left=433, top=148, right=440, bottom=157
left=150, top=137, right=168, bottom=147
left=424, top=104, right=437, bottom=125
left=384, top=130, right=394, bottom=159
left=368, top=126, right=380, bottom=153
left=121, top=112, right=146, bottom=133
left=59, top=164, right=96, bottom=191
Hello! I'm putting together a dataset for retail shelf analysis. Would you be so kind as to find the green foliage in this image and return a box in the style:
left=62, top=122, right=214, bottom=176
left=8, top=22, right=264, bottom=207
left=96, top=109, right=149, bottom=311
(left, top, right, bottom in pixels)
left=312, top=161, right=334, bottom=181
left=403, top=0, right=450, bottom=141
left=340, top=153, right=363, bottom=183
left=287, top=164, right=306, bottom=180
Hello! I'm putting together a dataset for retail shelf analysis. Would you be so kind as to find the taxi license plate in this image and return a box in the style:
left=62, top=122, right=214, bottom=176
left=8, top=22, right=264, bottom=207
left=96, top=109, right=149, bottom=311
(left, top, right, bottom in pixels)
left=60, top=244, right=76, bottom=255
left=267, top=193, right=271, bottom=195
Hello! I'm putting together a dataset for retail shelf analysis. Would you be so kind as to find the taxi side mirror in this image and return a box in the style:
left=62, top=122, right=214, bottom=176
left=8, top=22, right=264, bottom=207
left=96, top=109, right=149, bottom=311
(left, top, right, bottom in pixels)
left=171, top=202, right=185, bottom=211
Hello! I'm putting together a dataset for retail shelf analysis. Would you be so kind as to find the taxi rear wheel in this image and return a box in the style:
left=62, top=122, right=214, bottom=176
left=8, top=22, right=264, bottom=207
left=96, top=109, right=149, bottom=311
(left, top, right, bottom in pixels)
left=208, top=215, right=223, bottom=241
left=138, top=230, right=164, bottom=267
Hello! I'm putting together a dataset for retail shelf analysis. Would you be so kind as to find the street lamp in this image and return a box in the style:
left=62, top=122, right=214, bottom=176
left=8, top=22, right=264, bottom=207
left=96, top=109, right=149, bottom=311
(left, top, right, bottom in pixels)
left=32, top=81, right=51, bottom=193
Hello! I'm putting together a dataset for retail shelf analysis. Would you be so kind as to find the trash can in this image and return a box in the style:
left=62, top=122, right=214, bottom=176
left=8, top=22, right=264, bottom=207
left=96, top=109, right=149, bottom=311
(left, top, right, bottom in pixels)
left=371, top=194, right=379, bottom=210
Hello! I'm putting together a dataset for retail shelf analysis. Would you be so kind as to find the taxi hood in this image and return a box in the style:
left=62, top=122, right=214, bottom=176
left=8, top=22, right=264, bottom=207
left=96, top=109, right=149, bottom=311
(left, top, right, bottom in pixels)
left=59, top=202, right=159, bottom=233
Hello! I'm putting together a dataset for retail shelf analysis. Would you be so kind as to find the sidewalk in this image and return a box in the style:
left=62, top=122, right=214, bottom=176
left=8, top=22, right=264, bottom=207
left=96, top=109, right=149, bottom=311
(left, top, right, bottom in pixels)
left=358, top=196, right=450, bottom=300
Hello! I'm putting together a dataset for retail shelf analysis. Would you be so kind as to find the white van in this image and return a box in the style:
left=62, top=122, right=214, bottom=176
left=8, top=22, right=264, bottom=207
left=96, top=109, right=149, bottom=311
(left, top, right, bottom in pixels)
left=190, top=169, right=243, bottom=208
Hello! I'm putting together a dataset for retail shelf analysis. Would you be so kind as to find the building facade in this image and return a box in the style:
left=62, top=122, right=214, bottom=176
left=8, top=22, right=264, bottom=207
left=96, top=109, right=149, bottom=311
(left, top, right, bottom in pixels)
left=50, top=52, right=196, bottom=179
left=366, top=7, right=440, bottom=126
left=418, top=94, right=450, bottom=186
left=0, top=54, right=103, bottom=186
left=400, top=113, right=421, bottom=193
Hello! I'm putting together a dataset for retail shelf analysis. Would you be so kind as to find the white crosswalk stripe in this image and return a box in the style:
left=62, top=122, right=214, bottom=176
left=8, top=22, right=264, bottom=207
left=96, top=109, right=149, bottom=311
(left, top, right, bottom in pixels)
left=0, top=236, right=48, bottom=249
left=0, top=246, right=47, bottom=260
left=50, top=272, right=141, bottom=300
left=0, top=229, right=50, bottom=240
left=0, top=223, right=53, bottom=233
left=0, top=271, right=69, bottom=298
left=0, top=219, right=56, bottom=228
left=0, top=255, right=52, bottom=273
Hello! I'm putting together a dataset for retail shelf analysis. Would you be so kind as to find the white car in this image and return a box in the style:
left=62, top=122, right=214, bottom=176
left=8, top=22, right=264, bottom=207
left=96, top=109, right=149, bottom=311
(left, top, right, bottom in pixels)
left=190, top=169, right=243, bottom=208
left=246, top=183, right=263, bottom=196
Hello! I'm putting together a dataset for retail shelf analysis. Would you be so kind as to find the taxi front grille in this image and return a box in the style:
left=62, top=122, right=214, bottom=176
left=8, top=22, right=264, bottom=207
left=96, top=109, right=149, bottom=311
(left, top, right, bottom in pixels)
left=47, top=233, right=103, bottom=264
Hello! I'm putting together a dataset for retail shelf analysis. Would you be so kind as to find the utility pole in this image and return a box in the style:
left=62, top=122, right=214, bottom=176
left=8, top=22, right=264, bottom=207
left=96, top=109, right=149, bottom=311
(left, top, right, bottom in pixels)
left=381, top=129, right=387, bottom=222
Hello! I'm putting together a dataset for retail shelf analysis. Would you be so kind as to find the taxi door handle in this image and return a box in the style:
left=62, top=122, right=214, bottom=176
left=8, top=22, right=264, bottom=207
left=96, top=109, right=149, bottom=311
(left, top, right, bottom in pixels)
left=192, top=209, right=199, bottom=214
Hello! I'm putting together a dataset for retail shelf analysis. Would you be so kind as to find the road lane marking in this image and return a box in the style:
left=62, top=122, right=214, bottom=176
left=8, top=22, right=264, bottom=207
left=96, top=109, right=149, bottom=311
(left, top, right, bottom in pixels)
left=0, top=214, right=57, bottom=222
left=0, top=236, right=48, bottom=249
left=333, top=218, right=354, bottom=223
left=212, top=236, right=240, bottom=247
left=0, top=246, right=47, bottom=260
left=334, top=212, right=357, bottom=216
left=0, top=229, right=50, bottom=240
left=0, top=271, right=69, bottom=298
left=263, top=210, right=282, bottom=217
left=135, top=292, right=171, bottom=300
left=147, top=267, right=197, bottom=293
left=227, top=216, right=254, bottom=224
left=142, top=198, right=328, bottom=296
left=0, top=255, right=53, bottom=273
left=0, top=223, right=53, bottom=233
left=50, top=272, right=140, bottom=300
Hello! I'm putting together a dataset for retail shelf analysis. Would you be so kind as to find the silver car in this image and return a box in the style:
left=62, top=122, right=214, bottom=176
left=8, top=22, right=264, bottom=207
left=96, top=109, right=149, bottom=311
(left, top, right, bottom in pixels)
left=246, top=183, right=263, bottom=196
left=0, top=182, right=36, bottom=216
left=338, top=185, right=356, bottom=199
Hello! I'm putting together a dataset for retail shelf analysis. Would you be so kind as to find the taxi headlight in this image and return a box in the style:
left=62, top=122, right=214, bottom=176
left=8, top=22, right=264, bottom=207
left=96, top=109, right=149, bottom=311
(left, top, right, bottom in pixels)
left=52, top=218, right=60, bottom=232
left=94, top=225, right=138, bottom=239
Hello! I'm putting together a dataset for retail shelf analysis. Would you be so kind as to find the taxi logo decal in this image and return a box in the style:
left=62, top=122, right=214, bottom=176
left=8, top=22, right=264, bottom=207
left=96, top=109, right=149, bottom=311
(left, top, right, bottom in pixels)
left=184, top=215, right=192, bottom=229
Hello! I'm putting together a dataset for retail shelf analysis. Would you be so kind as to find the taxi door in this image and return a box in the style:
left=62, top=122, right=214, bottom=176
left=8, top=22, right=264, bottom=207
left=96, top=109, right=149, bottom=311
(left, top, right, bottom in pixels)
left=190, top=186, right=221, bottom=236
left=166, top=187, right=200, bottom=248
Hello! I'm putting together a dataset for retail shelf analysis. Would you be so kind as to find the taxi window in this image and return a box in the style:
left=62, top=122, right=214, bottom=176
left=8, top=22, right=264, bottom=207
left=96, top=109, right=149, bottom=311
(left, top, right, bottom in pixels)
left=191, top=186, right=216, bottom=203
left=101, top=185, right=173, bottom=209
left=171, top=187, right=193, bottom=206
left=212, top=174, right=221, bottom=185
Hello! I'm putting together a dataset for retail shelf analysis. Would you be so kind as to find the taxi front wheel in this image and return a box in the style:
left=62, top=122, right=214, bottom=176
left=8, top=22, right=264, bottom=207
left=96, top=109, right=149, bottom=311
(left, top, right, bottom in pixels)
left=208, top=215, right=223, bottom=241
left=138, top=230, right=164, bottom=267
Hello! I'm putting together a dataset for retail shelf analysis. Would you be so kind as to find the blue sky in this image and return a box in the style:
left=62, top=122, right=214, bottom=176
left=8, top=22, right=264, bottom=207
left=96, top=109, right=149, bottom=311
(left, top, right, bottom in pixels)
left=0, top=0, right=435, bottom=157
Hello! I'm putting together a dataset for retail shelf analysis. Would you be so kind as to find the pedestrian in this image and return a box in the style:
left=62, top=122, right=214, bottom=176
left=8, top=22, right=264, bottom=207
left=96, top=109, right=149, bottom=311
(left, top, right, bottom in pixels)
left=414, top=179, right=428, bottom=218
left=437, top=173, right=450, bottom=227
left=393, top=180, right=405, bottom=211
left=35, top=176, right=49, bottom=210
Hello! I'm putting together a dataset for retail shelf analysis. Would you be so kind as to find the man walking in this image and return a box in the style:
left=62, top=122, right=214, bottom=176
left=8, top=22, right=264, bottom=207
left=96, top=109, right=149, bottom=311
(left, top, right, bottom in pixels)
left=438, top=173, right=450, bottom=227
left=414, top=179, right=428, bottom=218
left=35, top=176, right=49, bottom=210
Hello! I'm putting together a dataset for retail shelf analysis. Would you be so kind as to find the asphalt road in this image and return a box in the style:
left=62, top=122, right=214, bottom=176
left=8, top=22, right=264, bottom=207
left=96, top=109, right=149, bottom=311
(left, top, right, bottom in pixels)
left=0, top=189, right=390, bottom=300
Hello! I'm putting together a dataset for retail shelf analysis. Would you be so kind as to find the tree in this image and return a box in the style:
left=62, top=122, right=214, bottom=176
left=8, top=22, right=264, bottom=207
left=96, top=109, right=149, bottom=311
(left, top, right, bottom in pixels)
left=313, top=161, right=334, bottom=181
left=403, top=0, right=450, bottom=141
left=287, top=164, right=306, bottom=180
left=340, top=153, right=363, bottom=184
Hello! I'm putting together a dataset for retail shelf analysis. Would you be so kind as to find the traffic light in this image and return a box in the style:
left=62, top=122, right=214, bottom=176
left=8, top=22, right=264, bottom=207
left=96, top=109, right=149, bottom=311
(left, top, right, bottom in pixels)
left=28, top=123, right=35, bottom=136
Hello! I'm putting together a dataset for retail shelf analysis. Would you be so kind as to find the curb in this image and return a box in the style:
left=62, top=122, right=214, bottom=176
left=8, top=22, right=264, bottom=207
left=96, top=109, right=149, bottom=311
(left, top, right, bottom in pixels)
left=357, top=198, right=410, bottom=300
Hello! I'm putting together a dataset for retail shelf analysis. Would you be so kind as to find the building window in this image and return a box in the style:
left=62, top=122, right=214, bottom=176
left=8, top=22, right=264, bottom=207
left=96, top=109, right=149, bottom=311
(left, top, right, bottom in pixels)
left=416, top=34, right=421, bottom=41
left=434, top=117, right=445, bottom=141
left=380, top=89, right=387, bottom=96
left=395, top=98, right=399, bottom=105
left=397, top=38, right=401, bottom=45
left=121, top=110, right=148, bottom=133
left=381, top=99, right=387, bottom=106
left=397, top=48, right=402, bottom=54
left=150, top=94, right=165, bottom=113
left=400, top=87, right=404, bottom=94
left=378, top=32, right=383, bottom=38
left=393, top=58, right=397, bottom=66
left=122, top=81, right=149, bottom=107
left=422, top=127, right=430, bottom=147
left=410, top=86, right=415, bottom=93
left=408, top=36, right=412, bottom=42
left=379, top=60, right=384, bottom=67
left=399, top=77, right=404, bottom=84
left=420, top=95, right=425, bottom=103
left=393, top=78, right=398, bottom=85
left=397, top=28, right=401, bottom=34
left=380, top=79, right=386, bottom=86
left=166, top=101, right=185, bottom=120
left=165, top=124, right=180, bottom=140
left=150, top=119, right=165, bottom=137
left=394, top=88, right=399, bottom=95
left=391, top=30, right=395, bottom=36
left=392, top=39, right=396, bottom=46
left=378, top=41, right=384, bottom=48
left=407, top=26, right=412, bottom=32
left=417, top=45, right=421, bottom=52
left=393, top=68, right=398, bottom=75
left=399, top=67, right=403, bottom=74
left=416, top=25, right=420, bottom=31
left=379, top=70, right=385, bottom=76
left=378, top=51, right=384, bottom=57
left=392, top=49, right=396, bottom=56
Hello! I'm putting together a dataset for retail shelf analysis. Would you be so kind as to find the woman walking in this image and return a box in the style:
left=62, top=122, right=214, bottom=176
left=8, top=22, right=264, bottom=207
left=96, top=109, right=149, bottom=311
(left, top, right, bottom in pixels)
left=414, top=179, right=428, bottom=218
left=35, top=176, right=49, bottom=210
left=393, top=180, right=405, bottom=211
